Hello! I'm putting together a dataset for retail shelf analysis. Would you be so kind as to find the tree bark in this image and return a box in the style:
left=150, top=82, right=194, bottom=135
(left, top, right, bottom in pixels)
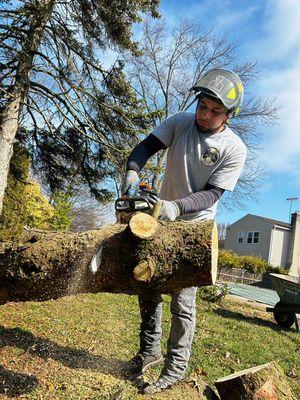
left=215, top=362, right=297, bottom=400
left=0, top=0, right=56, bottom=215
left=0, top=214, right=218, bottom=303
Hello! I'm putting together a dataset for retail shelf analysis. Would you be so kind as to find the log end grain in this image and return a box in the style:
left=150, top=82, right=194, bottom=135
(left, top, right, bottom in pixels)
left=129, top=212, right=158, bottom=239
left=133, top=258, right=156, bottom=282
left=215, top=361, right=297, bottom=400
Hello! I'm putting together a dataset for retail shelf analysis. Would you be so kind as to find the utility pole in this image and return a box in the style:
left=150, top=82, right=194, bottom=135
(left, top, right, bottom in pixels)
left=286, top=197, right=299, bottom=221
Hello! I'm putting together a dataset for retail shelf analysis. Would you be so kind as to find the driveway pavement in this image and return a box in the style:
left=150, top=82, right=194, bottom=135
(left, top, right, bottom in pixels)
left=225, top=282, right=280, bottom=306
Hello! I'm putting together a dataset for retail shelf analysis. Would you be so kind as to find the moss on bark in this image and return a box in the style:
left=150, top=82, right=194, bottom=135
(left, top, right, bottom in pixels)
left=0, top=215, right=218, bottom=303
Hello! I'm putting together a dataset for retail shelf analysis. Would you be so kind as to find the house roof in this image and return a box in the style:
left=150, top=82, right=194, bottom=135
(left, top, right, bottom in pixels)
left=249, top=214, right=291, bottom=229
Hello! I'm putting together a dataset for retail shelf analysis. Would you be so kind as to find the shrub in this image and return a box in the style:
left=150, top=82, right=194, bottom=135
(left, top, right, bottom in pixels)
left=217, top=249, right=240, bottom=270
left=0, top=144, right=54, bottom=241
left=50, top=191, right=73, bottom=231
left=26, top=182, right=55, bottom=229
left=239, top=255, right=270, bottom=273
left=198, top=284, right=230, bottom=303
left=218, top=250, right=287, bottom=274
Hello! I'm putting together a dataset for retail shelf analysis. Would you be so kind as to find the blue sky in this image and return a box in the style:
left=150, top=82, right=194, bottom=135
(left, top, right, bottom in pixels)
left=158, top=0, right=300, bottom=224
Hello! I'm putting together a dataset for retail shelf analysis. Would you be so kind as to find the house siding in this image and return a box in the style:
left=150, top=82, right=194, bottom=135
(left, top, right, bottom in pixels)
left=224, top=215, right=272, bottom=261
left=268, top=228, right=291, bottom=268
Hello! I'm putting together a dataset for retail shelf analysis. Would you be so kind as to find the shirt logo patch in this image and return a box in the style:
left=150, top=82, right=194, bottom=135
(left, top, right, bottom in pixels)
left=201, top=147, right=220, bottom=167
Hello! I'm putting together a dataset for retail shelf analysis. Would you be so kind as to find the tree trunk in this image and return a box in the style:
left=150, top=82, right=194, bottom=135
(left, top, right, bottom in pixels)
left=215, top=362, right=297, bottom=400
left=0, top=214, right=218, bottom=303
left=0, top=0, right=56, bottom=215
left=151, top=149, right=167, bottom=193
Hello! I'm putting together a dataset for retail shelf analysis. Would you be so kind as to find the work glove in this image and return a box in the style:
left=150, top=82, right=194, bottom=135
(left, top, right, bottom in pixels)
left=148, top=198, right=180, bottom=221
left=158, top=200, right=180, bottom=221
left=121, top=170, right=139, bottom=195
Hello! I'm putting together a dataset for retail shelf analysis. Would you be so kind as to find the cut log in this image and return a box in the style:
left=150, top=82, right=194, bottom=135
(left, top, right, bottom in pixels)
left=0, top=213, right=218, bottom=303
left=133, top=257, right=156, bottom=282
left=129, top=212, right=158, bottom=239
left=215, top=361, right=297, bottom=400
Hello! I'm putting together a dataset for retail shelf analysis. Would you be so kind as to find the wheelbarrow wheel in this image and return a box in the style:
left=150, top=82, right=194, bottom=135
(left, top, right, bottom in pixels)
left=273, top=301, right=295, bottom=328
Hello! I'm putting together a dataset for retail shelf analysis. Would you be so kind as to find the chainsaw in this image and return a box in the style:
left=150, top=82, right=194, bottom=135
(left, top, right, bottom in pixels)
left=90, top=184, right=159, bottom=275
left=115, top=183, right=159, bottom=224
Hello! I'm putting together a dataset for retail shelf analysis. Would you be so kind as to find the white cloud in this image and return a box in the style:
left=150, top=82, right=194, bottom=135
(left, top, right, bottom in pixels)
left=160, top=0, right=260, bottom=35
left=257, top=1, right=300, bottom=177
left=212, top=6, right=260, bottom=34
left=262, top=0, right=300, bottom=60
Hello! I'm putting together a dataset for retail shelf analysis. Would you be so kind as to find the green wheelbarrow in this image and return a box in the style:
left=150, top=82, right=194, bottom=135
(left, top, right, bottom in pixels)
left=266, top=273, right=300, bottom=332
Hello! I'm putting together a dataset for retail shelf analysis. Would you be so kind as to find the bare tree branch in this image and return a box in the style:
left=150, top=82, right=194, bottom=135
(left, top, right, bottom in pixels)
left=123, top=18, right=279, bottom=204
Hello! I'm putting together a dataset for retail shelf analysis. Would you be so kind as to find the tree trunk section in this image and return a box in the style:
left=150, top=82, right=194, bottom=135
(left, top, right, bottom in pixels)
left=0, top=0, right=55, bottom=214
left=215, top=362, right=297, bottom=400
left=0, top=215, right=218, bottom=303
left=129, top=212, right=159, bottom=239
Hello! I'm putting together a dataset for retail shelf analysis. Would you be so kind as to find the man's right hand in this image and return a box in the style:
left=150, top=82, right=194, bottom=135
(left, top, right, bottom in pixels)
left=121, top=170, right=139, bottom=195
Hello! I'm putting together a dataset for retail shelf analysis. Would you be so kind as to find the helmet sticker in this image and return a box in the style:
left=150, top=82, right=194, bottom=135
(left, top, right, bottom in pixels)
left=226, top=86, right=237, bottom=100
left=201, top=147, right=220, bottom=167
left=209, top=75, right=225, bottom=93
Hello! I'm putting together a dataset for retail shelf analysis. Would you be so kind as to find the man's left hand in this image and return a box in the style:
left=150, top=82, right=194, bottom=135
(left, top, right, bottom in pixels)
left=157, top=200, right=180, bottom=221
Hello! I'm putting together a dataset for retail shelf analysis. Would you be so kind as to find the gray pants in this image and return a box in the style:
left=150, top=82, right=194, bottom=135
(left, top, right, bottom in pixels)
left=138, top=286, right=197, bottom=383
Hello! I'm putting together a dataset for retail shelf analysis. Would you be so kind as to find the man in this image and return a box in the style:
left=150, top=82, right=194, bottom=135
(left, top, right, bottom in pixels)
left=121, top=68, right=247, bottom=394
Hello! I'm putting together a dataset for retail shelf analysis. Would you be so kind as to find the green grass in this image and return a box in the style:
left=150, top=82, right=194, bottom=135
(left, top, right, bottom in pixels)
left=0, top=292, right=299, bottom=399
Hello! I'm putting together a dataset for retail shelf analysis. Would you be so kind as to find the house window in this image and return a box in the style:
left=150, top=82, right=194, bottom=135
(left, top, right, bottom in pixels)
left=247, top=231, right=259, bottom=244
left=237, top=231, right=245, bottom=243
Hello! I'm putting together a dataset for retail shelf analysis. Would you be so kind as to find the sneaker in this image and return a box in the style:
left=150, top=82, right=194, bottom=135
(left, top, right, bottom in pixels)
left=126, top=353, right=164, bottom=376
left=143, top=377, right=175, bottom=395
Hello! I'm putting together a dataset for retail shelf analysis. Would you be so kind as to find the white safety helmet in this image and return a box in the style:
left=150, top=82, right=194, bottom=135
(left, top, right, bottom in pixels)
left=191, top=68, right=244, bottom=116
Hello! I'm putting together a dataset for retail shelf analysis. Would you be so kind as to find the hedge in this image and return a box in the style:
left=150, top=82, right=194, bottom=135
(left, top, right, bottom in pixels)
left=218, top=250, right=287, bottom=274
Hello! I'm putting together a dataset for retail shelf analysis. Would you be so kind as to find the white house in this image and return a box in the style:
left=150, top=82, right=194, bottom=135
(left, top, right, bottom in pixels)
left=224, top=212, right=300, bottom=277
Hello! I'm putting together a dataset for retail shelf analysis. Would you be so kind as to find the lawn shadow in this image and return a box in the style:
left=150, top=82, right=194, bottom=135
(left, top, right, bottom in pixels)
left=0, top=325, right=132, bottom=382
left=214, top=307, right=297, bottom=334
left=203, top=385, right=220, bottom=400
left=0, top=365, right=38, bottom=397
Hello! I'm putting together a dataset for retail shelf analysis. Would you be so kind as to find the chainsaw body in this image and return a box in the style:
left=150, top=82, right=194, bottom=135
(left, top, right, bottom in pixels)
left=115, top=183, right=158, bottom=224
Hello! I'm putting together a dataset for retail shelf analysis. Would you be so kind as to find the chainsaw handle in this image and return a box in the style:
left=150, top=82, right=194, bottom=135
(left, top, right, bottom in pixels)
left=125, top=186, right=137, bottom=197
left=152, top=201, right=161, bottom=220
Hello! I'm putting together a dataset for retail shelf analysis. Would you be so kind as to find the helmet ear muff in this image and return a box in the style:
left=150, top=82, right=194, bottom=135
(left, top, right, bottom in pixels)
left=227, top=106, right=240, bottom=118
left=233, top=107, right=240, bottom=117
